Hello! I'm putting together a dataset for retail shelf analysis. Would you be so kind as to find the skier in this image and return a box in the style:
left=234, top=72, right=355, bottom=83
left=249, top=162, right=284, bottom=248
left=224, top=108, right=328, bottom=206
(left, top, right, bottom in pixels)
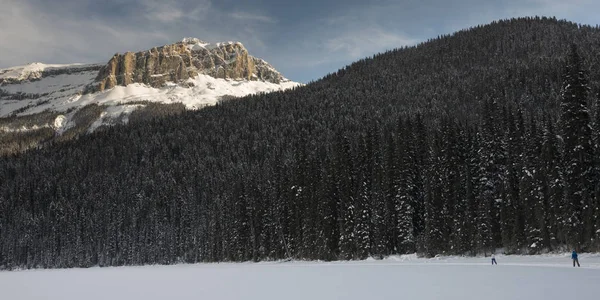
left=572, top=250, right=580, bottom=267
left=491, top=254, right=497, bottom=265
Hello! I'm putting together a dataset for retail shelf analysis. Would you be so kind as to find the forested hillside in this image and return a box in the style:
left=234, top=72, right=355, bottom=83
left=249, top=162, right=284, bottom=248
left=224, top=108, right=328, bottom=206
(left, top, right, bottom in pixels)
left=2, top=17, right=600, bottom=269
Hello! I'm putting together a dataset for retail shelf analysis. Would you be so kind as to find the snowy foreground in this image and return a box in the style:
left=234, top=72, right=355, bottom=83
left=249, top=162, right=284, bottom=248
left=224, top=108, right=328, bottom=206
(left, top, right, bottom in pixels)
left=1, top=253, right=599, bottom=300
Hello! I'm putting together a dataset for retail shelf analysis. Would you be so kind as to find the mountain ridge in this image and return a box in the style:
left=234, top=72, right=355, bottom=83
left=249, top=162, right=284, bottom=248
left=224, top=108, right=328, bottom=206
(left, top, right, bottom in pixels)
left=90, top=38, right=289, bottom=93
left=0, top=38, right=299, bottom=154
left=0, top=37, right=297, bottom=117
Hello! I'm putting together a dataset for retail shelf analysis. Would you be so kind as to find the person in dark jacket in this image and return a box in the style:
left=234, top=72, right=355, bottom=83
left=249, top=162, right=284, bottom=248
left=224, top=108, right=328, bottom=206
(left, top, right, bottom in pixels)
left=572, top=250, right=580, bottom=267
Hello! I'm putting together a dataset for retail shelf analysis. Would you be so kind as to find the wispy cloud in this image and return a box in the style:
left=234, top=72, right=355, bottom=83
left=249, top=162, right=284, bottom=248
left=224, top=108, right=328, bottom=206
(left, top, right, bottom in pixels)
left=506, top=0, right=598, bottom=18
left=324, top=27, right=417, bottom=59
left=0, top=0, right=175, bottom=65
left=230, top=11, right=277, bottom=24
left=144, top=6, right=184, bottom=23
left=0, top=0, right=275, bottom=68
left=0, top=0, right=75, bottom=64
left=1, top=0, right=600, bottom=83
left=528, top=0, right=592, bottom=6
left=141, top=0, right=211, bottom=23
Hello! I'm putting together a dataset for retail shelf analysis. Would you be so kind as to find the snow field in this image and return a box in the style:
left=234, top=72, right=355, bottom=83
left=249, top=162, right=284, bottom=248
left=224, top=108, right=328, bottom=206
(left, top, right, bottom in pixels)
left=1, top=66, right=300, bottom=132
left=0, top=63, right=92, bottom=81
left=1, top=67, right=299, bottom=118
left=1, top=253, right=599, bottom=300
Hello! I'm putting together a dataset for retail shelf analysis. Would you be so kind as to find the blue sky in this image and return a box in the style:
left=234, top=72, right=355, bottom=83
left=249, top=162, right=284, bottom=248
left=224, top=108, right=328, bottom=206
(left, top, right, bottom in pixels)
left=0, top=0, right=598, bottom=82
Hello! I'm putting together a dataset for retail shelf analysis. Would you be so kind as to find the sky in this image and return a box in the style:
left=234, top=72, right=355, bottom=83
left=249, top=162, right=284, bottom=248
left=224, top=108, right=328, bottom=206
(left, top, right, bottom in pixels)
left=0, top=0, right=598, bottom=83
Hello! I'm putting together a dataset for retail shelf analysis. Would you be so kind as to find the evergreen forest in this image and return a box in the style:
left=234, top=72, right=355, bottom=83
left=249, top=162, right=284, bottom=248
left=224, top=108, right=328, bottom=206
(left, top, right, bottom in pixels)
left=1, top=17, right=600, bottom=269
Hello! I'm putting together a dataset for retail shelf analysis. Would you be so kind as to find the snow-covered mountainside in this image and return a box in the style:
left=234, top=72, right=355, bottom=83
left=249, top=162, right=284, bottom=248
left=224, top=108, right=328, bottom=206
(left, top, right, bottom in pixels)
left=0, top=63, right=103, bottom=117
left=0, top=38, right=300, bottom=135
left=0, top=62, right=102, bottom=84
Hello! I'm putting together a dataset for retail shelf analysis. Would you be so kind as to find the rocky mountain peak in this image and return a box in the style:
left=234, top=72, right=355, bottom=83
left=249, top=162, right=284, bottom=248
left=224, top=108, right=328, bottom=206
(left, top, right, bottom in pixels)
left=91, top=38, right=287, bottom=93
left=0, top=37, right=299, bottom=142
left=181, top=37, right=208, bottom=45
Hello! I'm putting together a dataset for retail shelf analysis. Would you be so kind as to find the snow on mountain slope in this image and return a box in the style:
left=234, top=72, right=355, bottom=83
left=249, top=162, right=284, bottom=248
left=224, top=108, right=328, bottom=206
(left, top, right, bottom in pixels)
left=74, top=74, right=299, bottom=112
left=0, top=73, right=298, bottom=118
left=0, top=40, right=300, bottom=134
left=0, top=64, right=100, bottom=117
left=1, top=253, right=599, bottom=300
left=0, top=63, right=95, bottom=83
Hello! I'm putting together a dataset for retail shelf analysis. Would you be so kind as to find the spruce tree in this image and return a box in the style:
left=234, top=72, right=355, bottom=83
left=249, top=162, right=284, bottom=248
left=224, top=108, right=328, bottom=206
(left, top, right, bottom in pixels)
left=540, top=116, right=561, bottom=249
left=392, top=120, right=416, bottom=253
left=559, top=44, right=593, bottom=249
left=592, top=92, right=600, bottom=247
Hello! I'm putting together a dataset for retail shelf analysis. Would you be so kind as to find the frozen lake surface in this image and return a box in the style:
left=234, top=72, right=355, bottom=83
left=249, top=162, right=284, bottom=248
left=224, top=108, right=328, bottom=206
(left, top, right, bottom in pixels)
left=1, top=253, right=599, bottom=300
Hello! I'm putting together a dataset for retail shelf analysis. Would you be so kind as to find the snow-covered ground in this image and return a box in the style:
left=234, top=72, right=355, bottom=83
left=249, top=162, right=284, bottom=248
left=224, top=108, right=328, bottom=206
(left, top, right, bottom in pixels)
left=0, top=63, right=93, bottom=82
left=1, top=253, right=599, bottom=300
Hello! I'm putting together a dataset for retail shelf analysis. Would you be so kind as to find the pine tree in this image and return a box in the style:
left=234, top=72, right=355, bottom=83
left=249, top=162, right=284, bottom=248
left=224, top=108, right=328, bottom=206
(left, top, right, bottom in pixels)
left=559, top=44, right=593, bottom=249
left=389, top=120, right=415, bottom=253
left=502, top=108, right=522, bottom=252
left=368, top=125, right=389, bottom=257
left=410, top=115, right=428, bottom=246
left=355, top=134, right=373, bottom=259
left=591, top=92, right=600, bottom=248
left=457, top=128, right=480, bottom=255
left=423, top=129, right=447, bottom=256
left=520, top=114, right=544, bottom=253
left=337, top=135, right=357, bottom=259
left=475, top=99, right=505, bottom=254
left=540, top=116, right=561, bottom=249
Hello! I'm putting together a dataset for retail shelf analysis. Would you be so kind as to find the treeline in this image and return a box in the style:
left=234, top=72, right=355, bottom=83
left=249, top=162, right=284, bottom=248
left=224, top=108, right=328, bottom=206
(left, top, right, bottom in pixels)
left=0, top=103, right=186, bottom=156
left=1, top=17, right=600, bottom=269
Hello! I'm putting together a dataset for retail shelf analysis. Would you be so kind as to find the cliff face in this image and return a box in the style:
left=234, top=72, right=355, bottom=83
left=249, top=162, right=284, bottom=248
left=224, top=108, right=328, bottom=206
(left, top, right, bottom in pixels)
left=92, top=38, right=286, bottom=92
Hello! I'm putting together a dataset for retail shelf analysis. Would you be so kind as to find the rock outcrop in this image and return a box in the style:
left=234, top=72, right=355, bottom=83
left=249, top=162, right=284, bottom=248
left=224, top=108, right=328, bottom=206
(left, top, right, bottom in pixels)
left=91, top=38, right=286, bottom=92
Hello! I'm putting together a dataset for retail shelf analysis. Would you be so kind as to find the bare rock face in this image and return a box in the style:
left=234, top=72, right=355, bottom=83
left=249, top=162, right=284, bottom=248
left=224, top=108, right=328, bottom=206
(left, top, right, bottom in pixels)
left=91, top=38, right=286, bottom=92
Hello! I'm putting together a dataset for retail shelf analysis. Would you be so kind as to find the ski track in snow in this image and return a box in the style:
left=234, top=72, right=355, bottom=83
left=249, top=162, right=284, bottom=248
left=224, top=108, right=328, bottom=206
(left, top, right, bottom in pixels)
left=1, top=253, right=599, bottom=300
